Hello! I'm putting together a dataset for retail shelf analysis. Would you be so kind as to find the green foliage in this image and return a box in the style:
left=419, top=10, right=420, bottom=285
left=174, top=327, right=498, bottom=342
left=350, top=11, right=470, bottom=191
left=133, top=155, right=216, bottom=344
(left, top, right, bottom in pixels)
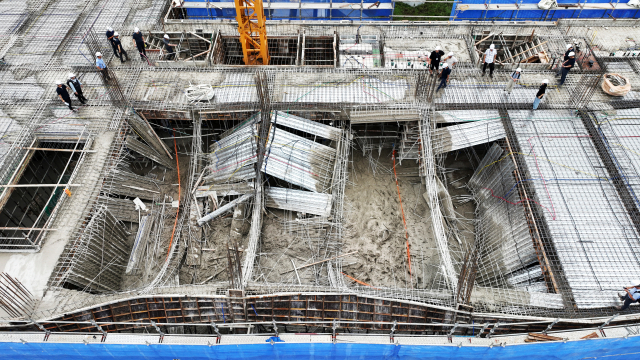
left=392, top=1, right=453, bottom=21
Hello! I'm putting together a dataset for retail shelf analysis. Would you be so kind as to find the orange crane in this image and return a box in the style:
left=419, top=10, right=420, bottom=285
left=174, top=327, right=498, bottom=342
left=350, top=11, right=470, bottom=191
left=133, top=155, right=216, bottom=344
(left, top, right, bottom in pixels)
left=234, top=0, right=270, bottom=65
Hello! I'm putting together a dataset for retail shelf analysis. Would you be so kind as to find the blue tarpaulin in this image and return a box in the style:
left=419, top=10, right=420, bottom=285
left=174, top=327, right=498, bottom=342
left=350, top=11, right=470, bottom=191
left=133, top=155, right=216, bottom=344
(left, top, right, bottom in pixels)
left=1, top=336, right=640, bottom=360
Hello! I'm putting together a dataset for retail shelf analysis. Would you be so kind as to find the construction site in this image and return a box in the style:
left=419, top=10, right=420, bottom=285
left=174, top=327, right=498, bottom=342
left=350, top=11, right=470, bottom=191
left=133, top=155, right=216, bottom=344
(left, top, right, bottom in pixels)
left=3, top=0, right=640, bottom=354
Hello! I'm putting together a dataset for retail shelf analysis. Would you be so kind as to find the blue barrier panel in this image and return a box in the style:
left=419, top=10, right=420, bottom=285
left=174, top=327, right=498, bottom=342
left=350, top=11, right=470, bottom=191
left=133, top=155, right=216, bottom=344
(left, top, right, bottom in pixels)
left=1, top=336, right=640, bottom=360
left=183, top=0, right=393, bottom=20
left=451, top=0, right=640, bottom=21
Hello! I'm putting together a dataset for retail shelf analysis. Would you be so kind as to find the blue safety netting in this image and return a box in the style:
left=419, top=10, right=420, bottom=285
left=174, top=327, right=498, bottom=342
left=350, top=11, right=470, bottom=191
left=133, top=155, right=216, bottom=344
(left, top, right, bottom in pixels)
left=1, top=336, right=639, bottom=360
left=183, top=0, right=393, bottom=20
left=451, top=0, right=640, bottom=21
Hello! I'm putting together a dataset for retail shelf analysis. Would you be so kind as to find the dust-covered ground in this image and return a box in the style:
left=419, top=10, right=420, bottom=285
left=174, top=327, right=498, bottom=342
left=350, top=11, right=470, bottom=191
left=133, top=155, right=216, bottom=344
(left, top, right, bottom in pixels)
left=341, top=150, right=441, bottom=289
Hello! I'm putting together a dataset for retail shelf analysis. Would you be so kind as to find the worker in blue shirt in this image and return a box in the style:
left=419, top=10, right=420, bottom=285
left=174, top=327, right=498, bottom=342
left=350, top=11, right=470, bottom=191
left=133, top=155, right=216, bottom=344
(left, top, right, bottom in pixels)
left=163, top=34, right=177, bottom=60
left=95, top=52, right=110, bottom=80
left=105, top=26, right=119, bottom=59
left=436, top=63, right=451, bottom=92
left=618, top=281, right=640, bottom=310
left=132, top=27, right=147, bottom=61
left=559, top=52, right=575, bottom=87
left=112, top=32, right=129, bottom=63
left=56, top=80, right=77, bottom=112
left=67, top=73, right=87, bottom=104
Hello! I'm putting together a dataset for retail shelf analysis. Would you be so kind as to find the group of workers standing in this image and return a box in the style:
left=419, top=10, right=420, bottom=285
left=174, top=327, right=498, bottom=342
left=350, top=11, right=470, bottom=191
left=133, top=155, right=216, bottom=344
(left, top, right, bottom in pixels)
left=55, top=30, right=577, bottom=113
left=426, top=41, right=579, bottom=110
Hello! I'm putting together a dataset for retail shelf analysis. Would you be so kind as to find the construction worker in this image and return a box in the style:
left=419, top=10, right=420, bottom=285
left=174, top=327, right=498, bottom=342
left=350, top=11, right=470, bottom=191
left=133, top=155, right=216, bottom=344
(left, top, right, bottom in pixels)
left=556, top=43, right=573, bottom=77
left=163, top=34, right=177, bottom=60
left=56, top=80, right=77, bottom=112
left=618, top=281, right=640, bottom=311
left=429, top=46, right=444, bottom=75
left=483, top=44, right=497, bottom=78
left=112, top=32, right=129, bottom=63
left=106, top=26, right=119, bottom=59
left=559, top=51, right=575, bottom=87
left=533, top=79, right=548, bottom=110
left=95, top=52, right=110, bottom=80
left=444, top=52, right=457, bottom=69
left=67, top=73, right=87, bottom=104
left=132, top=27, right=147, bottom=61
left=504, top=67, right=521, bottom=93
left=436, top=63, right=451, bottom=92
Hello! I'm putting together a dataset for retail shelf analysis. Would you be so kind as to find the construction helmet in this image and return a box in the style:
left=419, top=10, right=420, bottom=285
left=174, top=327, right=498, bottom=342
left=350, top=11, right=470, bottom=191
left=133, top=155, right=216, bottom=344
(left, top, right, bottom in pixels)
left=114, top=31, right=119, bottom=37
left=134, top=27, right=139, bottom=32
left=490, top=44, right=495, bottom=49
left=566, top=43, right=572, bottom=49
left=542, top=79, right=549, bottom=84
left=164, top=34, right=170, bottom=39
left=442, top=63, right=449, bottom=68
left=56, top=80, right=63, bottom=85
left=447, top=52, right=453, bottom=57
left=435, top=45, right=441, bottom=51
left=68, top=73, right=75, bottom=79
left=516, top=67, right=522, bottom=72
left=107, top=26, right=113, bottom=32
left=96, top=52, right=102, bottom=57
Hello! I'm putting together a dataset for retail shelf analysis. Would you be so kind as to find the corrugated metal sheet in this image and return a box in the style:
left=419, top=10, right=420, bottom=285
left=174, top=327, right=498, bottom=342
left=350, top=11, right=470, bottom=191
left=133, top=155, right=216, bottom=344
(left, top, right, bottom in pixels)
left=265, top=187, right=332, bottom=217
left=272, top=111, right=343, bottom=141
left=432, top=119, right=505, bottom=155
left=263, top=126, right=336, bottom=192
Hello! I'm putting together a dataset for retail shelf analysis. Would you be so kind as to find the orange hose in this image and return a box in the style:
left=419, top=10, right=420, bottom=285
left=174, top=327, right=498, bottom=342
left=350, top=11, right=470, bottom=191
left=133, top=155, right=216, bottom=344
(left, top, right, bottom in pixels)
left=392, top=150, right=412, bottom=287
left=166, top=129, right=180, bottom=261
left=341, top=272, right=379, bottom=289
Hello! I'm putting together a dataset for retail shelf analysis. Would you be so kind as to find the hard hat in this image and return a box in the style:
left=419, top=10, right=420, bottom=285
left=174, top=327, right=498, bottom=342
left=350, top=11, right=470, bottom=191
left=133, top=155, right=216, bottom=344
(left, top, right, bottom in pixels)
left=632, top=279, right=640, bottom=286
left=56, top=80, right=63, bottom=85
left=164, top=34, right=170, bottom=39
left=68, top=73, right=75, bottom=79
left=568, top=51, right=575, bottom=56
left=106, top=26, right=113, bottom=32
left=134, top=27, right=139, bottom=32
left=435, top=46, right=441, bottom=51
left=114, top=31, right=119, bottom=37
left=490, top=44, right=495, bottom=49
left=447, top=52, right=453, bottom=57
left=542, top=79, right=549, bottom=84
left=566, top=43, right=572, bottom=49
left=96, top=52, right=102, bottom=56
left=516, top=67, right=522, bottom=72
left=442, top=63, right=449, bottom=68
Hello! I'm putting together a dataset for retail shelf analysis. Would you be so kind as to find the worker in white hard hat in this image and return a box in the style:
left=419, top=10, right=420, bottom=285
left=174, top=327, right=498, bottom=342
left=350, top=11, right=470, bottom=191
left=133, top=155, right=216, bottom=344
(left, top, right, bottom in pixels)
left=618, top=280, right=640, bottom=311
left=504, top=67, right=522, bottom=93
left=67, top=73, right=87, bottom=104
left=559, top=51, right=575, bottom=87
left=132, top=27, right=148, bottom=62
left=112, top=32, right=129, bottom=63
left=56, top=80, right=77, bottom=111
left=429, top=45, right=445, bottom=75
left=105, top=26, right=119, bottom=59
left=436, top=63, right=451, bottom=92
left=556, top=43, right=574, bottom=77
left=95, top=52, right=110, bottom=80
left=483, top=44, right=497, bottom=78
left=533, top=79, right=548, bottom=110
left=444, top=51, right=457, bottom=69
left=163, top=34, right=177, bottom=60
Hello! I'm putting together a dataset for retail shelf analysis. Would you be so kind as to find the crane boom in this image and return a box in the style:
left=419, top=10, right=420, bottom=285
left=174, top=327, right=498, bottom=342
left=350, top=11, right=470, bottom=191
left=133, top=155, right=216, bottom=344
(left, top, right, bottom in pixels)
left=234, top=0, right=270, bottom=65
